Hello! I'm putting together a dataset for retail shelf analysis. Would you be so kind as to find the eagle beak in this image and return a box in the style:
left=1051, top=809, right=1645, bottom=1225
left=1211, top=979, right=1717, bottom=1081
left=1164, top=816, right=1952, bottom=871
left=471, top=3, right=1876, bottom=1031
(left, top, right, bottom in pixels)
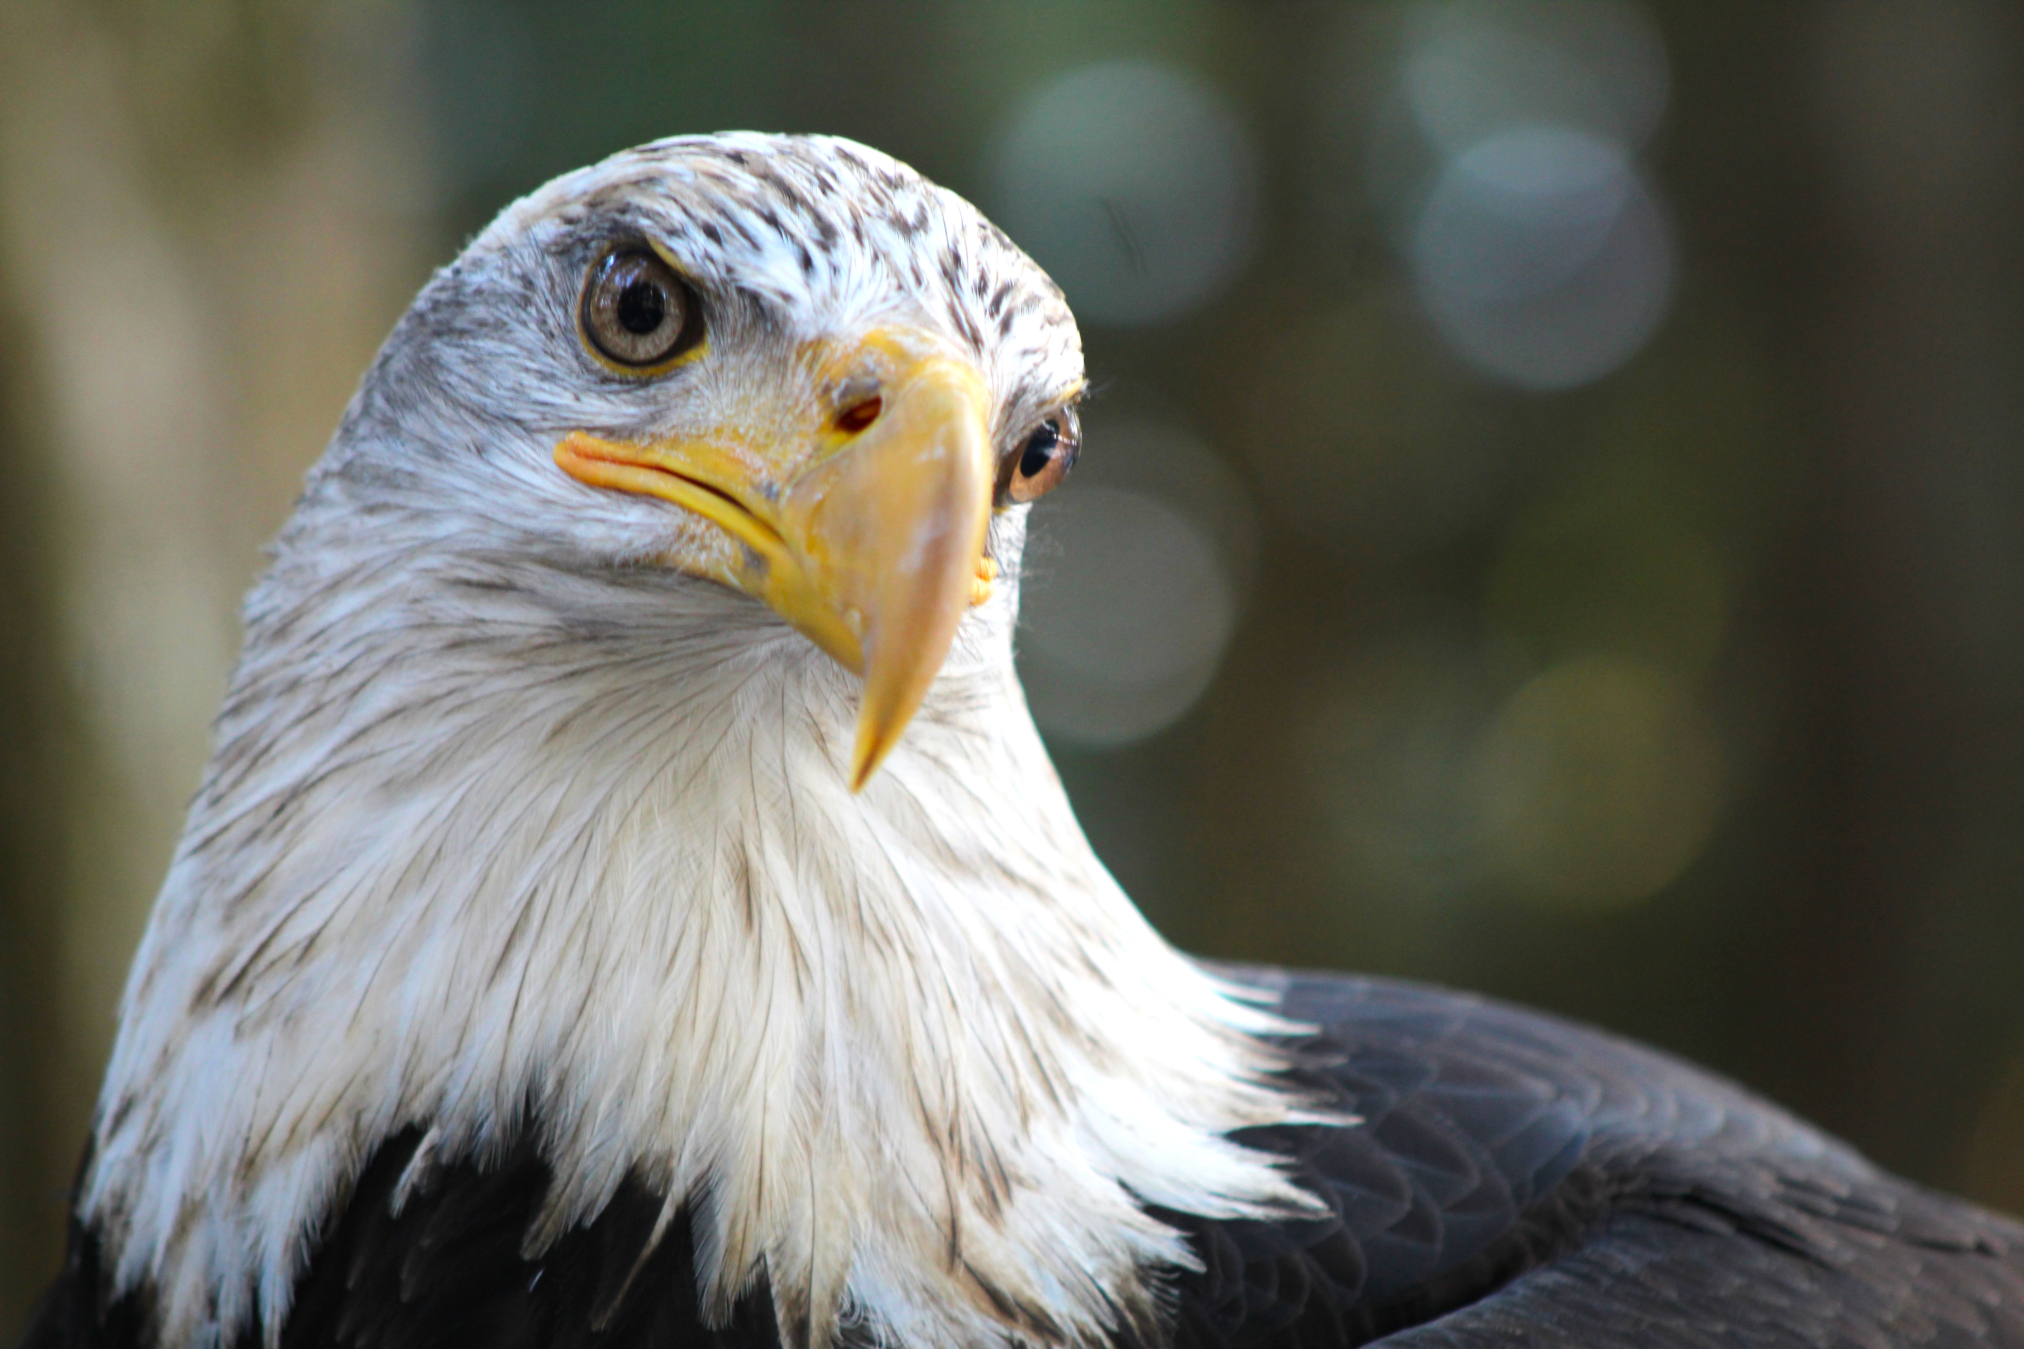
left=555, top=334, right=995, bottom=790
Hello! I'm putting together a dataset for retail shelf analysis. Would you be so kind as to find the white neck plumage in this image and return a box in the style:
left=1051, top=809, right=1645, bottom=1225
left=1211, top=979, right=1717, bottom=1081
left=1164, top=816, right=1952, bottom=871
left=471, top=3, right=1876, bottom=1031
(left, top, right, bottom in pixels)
left=83, top=512, right=1313, bottom=1349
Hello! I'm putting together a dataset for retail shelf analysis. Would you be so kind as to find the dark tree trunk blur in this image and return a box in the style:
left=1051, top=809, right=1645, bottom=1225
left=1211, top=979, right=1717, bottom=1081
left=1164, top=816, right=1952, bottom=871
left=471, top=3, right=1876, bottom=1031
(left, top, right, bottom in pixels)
left=0, top=302, right=74, bottom=1337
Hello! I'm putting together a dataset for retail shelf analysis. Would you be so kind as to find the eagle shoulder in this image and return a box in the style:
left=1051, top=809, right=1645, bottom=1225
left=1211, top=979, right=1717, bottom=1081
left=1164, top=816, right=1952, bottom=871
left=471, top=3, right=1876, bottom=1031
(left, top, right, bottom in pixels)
left=1158, top=968, right=2024, bottom=1348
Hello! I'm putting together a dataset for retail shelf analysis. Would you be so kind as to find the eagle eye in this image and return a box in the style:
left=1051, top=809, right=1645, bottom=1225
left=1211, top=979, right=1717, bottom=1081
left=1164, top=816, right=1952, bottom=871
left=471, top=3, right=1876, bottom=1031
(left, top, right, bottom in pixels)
left=580, top=246, right=703, bottom=370
left=998, top=409, right=1080, bottom=506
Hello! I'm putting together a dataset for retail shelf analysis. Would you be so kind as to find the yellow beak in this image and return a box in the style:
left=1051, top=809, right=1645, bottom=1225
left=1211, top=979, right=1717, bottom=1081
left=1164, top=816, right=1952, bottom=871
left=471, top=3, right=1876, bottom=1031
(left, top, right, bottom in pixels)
left=555, top=334, right=995, bottom=789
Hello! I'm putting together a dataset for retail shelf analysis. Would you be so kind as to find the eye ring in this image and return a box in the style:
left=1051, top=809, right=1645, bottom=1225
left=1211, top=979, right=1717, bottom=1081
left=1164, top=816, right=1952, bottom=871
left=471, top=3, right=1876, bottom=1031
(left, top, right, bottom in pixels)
left=997, top=408, right=1080, bottom=506
left=579, top=245, right=705, bottom=372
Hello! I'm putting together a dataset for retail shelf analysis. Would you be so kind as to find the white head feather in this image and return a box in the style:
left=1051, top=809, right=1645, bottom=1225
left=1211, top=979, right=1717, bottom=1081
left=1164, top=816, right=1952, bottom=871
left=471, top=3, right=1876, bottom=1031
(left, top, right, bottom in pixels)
left=82, top=134, right=1315, bottom=1349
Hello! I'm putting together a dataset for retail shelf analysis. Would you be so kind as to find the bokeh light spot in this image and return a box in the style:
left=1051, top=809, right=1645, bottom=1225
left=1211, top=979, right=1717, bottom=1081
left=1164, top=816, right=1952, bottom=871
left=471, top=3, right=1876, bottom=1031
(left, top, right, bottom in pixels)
left=1367, top=0, right=1676, bottom=390
left=1474, top=656, right=1724, bottom=908
left=1018, top=416, right=1254, bottom=747
left=990, top=59, right=1258, bottom=325
left=1025, top=487, right=1234, bottom=685
left=1413, top=124, right=1674, bottom=389
left=1403, top=0, right=1670, bottom=157
left=1415, top=126, right=1631, bottom=303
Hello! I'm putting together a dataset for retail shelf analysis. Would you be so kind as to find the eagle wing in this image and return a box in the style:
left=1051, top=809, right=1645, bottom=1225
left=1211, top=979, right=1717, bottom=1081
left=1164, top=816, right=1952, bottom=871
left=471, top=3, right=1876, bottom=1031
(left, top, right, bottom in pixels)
left=1163, top=967, right=2024, bottom=1348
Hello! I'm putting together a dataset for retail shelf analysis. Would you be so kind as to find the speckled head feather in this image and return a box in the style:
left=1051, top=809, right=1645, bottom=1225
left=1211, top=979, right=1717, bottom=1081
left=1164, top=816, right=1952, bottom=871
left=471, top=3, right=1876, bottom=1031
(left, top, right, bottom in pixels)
left=82, top=134, right=1317, bottom=1349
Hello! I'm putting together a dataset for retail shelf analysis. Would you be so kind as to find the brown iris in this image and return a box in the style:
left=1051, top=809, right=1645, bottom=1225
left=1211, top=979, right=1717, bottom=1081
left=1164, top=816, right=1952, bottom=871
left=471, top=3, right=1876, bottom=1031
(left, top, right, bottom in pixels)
left=998, top=408, right=1080, bottom=505
left=579, top=246, right=704, bottom=370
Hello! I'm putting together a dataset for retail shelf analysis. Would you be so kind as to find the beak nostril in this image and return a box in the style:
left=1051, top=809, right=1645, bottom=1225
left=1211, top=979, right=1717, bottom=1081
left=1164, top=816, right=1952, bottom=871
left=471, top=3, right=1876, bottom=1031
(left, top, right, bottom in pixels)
left=834, top=397, right=883, bottom=435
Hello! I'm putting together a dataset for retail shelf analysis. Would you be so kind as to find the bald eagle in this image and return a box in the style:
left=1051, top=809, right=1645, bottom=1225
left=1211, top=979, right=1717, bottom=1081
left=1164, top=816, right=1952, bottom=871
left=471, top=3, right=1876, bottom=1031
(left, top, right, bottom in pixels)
left=22, top=135, right=2024, bottom=1349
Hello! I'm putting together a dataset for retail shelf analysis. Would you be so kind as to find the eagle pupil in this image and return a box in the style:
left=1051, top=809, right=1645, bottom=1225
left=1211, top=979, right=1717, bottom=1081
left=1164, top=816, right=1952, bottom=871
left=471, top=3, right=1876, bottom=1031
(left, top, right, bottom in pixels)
left=617, top=281, right=666, bottom=335
left=1020, top=421, right=1058, bottom=479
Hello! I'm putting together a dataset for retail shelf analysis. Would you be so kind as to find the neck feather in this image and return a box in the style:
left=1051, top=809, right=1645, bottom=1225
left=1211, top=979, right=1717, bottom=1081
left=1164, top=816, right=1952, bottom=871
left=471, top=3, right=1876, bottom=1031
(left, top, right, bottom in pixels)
left=84, top=532, right=1312, bottom=1349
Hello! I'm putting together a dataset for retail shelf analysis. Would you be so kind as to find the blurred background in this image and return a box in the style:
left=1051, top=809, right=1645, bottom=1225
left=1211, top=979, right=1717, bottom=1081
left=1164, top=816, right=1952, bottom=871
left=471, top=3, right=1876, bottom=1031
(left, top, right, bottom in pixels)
left=2, top=0, right=2022, bottom=1330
